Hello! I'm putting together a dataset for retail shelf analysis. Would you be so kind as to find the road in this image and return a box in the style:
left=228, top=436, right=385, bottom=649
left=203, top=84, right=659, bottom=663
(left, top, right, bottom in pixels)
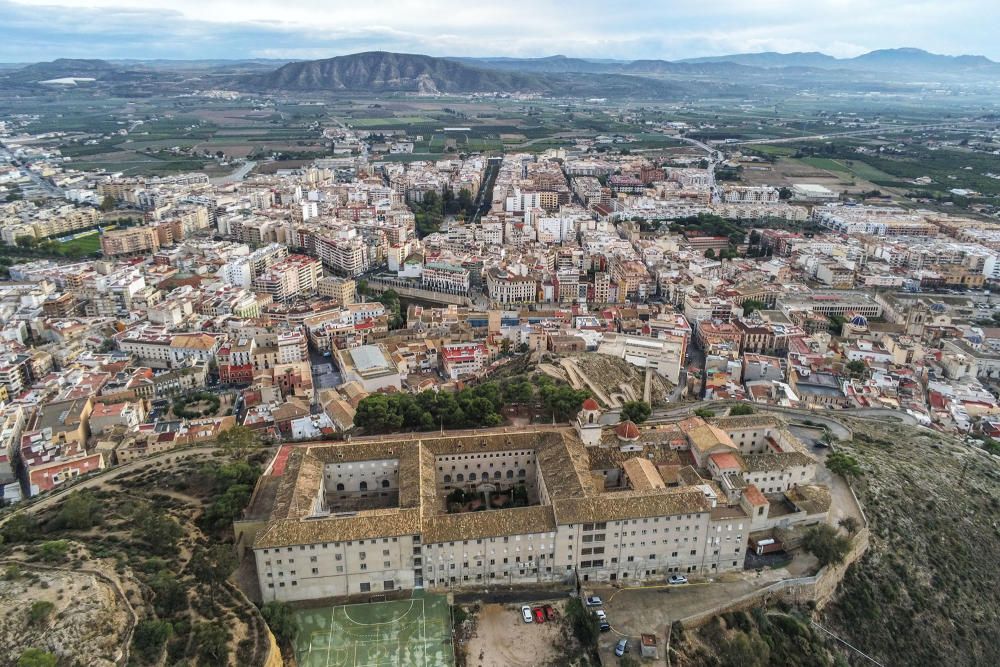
left=0, top=142, right=64, bottom=198
left=676, top=134, right=722, bottom=201
left=210, top=160, right=257, bottom=185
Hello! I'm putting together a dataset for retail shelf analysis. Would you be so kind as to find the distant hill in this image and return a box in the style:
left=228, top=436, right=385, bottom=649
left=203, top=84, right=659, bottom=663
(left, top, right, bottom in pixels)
left=7, top=58, right=118, bottom=82
left=681, top=47, right=1000, bottom=73
left=240, top=51, right=546, bottom=93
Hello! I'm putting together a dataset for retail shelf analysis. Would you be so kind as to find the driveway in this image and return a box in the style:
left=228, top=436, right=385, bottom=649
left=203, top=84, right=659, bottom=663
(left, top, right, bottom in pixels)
left=587, top=568, right=790, bottom=660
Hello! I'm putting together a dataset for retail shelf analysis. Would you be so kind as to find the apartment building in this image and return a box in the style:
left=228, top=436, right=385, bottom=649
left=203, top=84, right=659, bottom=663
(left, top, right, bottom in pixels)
left=317, top=276, right=357, bottom=306
left=252, top=255, right=322, bottom=303
left=486, top=268, right=537, bottom=305
left=100, top=225, right=161, bottom=258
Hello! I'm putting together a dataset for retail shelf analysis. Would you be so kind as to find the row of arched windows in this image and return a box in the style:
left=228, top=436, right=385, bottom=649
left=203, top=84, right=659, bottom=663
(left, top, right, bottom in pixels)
left=334, top=479, right=392, bottom=491
left=443, top=469, right=526, bottom=484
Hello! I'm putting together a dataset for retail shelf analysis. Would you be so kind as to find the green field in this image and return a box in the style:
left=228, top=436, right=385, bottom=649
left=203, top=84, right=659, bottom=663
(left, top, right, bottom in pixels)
left=57, top=231, right=104, bottom=254
left=348, top=116, right=437, bottom=127
left=294, top=592, right=454, bottom=667
left=800, top=157, right=851, bottom=173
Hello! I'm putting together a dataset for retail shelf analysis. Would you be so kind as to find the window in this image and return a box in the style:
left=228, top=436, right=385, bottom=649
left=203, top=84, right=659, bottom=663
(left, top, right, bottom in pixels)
left=360, top=583, right=371, bottom=593
left=336, top=483, right=345, bottom=491
left=382, top=479, right=390, bottom=488
left=384, top=580, right=394, bottom=590
left=443, top=474, right=452, bottom=483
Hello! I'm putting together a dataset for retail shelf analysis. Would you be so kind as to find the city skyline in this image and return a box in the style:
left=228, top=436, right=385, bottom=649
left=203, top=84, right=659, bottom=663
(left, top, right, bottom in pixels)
left=1, top=0, right=997, bottom=63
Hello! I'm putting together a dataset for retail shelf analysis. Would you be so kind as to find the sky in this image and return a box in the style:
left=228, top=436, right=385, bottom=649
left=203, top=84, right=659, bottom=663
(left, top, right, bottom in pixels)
left=1, top=0, right=998, bottom=63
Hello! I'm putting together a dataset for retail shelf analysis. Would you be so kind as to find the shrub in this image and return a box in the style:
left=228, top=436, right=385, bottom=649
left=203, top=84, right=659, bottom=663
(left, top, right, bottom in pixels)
left=17, top=649, right=57, bottom=667
left=37, top=540, right=70, bottom=563
left=27, top=601, right=54, bottom=627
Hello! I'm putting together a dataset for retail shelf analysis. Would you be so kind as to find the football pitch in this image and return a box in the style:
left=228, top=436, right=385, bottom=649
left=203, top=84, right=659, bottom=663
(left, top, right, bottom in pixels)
left=294, top=592, right=455, bottom=667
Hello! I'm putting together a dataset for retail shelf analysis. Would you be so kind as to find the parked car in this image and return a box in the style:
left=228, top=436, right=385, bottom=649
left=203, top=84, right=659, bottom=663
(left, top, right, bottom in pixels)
left=668, top=574, right=689, bottom=585
left=585, top=596, right=603, bottom=606
left=595, top=609, right=607, bottom=621
left=615, top=639, right=629, bottom=656
left=543, top=605, right=556, bottom=621
left=533, top=607, right=545, bottom=623
left=599, top=621, right=612, bottom=632
left=521, top=605, right=533, bottom=623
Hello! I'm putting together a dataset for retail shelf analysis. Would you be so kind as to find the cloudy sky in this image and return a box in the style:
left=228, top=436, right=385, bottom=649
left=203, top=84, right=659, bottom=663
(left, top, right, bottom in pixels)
left=1, top=0, right=997, bottom=63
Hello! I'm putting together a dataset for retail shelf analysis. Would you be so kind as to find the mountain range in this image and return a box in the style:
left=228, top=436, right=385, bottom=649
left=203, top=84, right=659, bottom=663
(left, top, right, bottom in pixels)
left=3, top=47, right=998, bottom=98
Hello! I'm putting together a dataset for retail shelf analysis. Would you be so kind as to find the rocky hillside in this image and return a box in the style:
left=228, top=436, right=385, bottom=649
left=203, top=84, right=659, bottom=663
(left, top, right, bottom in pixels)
left=820, top=419, right=1000, bottom=666
left=242, top=51, right=545, bottom=93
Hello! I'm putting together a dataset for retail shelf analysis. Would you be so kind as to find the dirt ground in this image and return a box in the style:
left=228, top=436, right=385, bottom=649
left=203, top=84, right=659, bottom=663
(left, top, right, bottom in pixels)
left=463, top=601, right=564, bottom=667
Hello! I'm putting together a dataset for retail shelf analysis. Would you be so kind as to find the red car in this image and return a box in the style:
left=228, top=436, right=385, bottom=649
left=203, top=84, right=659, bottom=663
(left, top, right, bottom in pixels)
left=543, top=605, right=556, bottom=621
left=532, top=607, right=545, bottom=623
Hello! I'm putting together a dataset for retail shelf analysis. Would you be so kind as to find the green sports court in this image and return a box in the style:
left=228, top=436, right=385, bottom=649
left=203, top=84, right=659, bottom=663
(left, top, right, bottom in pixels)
left=294, top=592, right=455, bottom=667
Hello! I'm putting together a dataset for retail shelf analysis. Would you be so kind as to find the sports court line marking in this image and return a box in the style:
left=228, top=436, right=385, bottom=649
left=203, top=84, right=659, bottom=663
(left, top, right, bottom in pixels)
left=342, top=599, right=415, bottom=626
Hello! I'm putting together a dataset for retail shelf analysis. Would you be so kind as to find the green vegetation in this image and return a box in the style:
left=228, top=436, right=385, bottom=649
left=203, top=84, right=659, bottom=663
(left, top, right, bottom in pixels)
left=801, top=524, right=851, bottom=567
left=673, top=606, right=846, bottom=667
left=27, top=601, right=54, bottom=627
left=171, top=391, right=221, bottom=419
left=821, top=421, right=1000, bottom=666
left=825, top=451, right=862, bottom=478
left=354, top=374, right=589, bottom=433
left=0, top=452, right=270, bottom=667
left=261, top=601, right=298, bottom=650
left=17, top=649, right=58, bottom=667
left=376, top=288, right=404, bottom=329
left=729, top=404, right=755, bottom=416
left=694, top=408, right=716, bottom=419
left=565, top=597, right=599, bottom=651
left=619, top=400, right=651, bottom=424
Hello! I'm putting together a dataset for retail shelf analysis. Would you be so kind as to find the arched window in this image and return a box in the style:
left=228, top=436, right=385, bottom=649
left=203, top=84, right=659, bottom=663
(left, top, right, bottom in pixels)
left=359, top=481, right=368, bottom=491
left=456, top=474, right=464, bottom=482
left=506, top=470, right=514, bottom=479
left=469, top=472, right=477, bottom=481
left=444, top=474, right=452, bottom=483
left=589, top=413, right=594, bottom=424
left=381, top=479, right=390, bottom=488
left=336, top=483, right=345, bottom=491
left=494, top=471, right=501, bottom=480
left=518, top=469, right=527, bottom=477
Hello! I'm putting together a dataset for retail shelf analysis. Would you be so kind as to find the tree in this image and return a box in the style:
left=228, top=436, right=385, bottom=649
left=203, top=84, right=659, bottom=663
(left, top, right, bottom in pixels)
left=742, top=299, right=766, bottom=316
left=133, top=619, right=174, bottom=663
left=839, top=516, right=860, bottom=536
left=694, top=408, right=715, bottom=419
left=217, top=424, right=260, bottom=461
left=718, top=633, right=770, bottom=667
left=845, top=359, right=866, bottom=378
left=193, top=622, right=230, bottom=664
left=802, top=524, right=851, bottom=567
left=704, top=248, right=716, bottom=259
left=565, top=597, right=598, bottom=648
left=17, top=649, right=57, bottom=667
left=620, top=400, right=651, bottom=424
left=148, top=570, right=188, bottom=617
left=729, top=403, right=755, bottom=416
left=54, top=490, right=101, bottom=530
left=135, top=506, right=183, bottom=555
left=100, top=195, right=116, bottom=212
left=188, top=545, right=237, bottom=600
left=262, top=601, right=299, bottom=647
left=826, top=452, right=862, bottom=478
left=1, top=513, right=37, bottom=544
left=15, top=236, right=37, bottom=249
left=779, top=186, right=793, bottom=200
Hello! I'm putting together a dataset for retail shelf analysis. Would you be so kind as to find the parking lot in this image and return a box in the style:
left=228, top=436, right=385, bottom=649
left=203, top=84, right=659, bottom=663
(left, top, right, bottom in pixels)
left=585, top=569, right=792, bottom=663
left=463, top=601, right=565, bottom=667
